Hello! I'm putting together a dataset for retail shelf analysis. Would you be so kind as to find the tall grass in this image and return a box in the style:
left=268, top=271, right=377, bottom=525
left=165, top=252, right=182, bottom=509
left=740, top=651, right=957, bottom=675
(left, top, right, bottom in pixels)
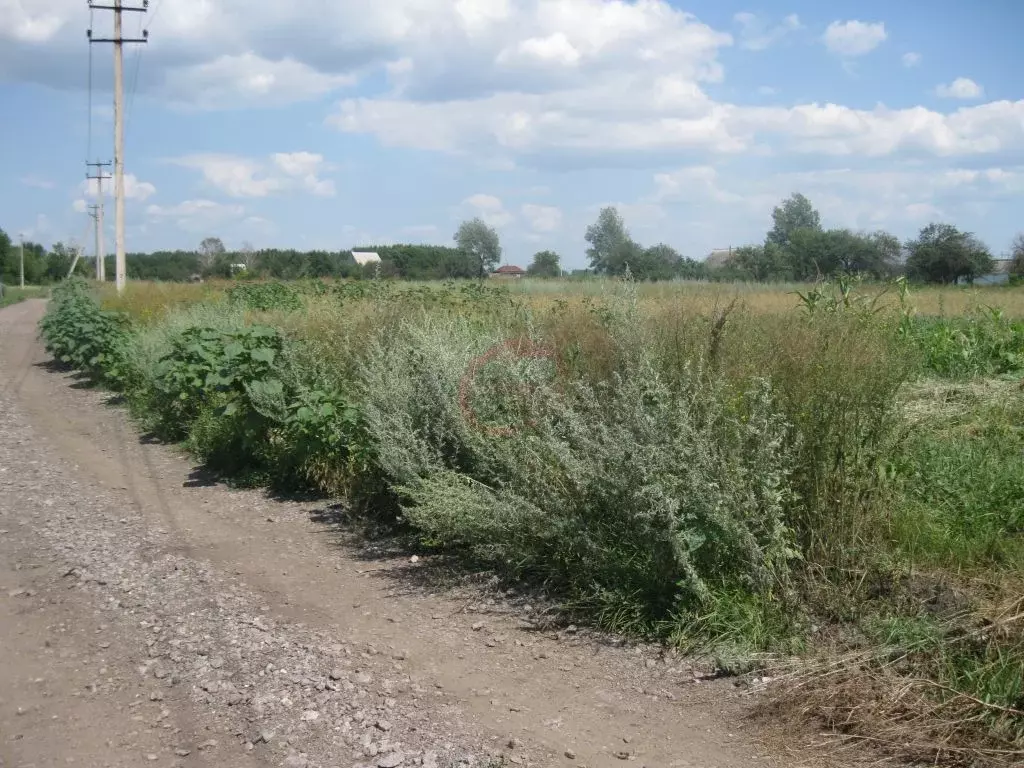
left=40, top=276, right=1024, bottom=765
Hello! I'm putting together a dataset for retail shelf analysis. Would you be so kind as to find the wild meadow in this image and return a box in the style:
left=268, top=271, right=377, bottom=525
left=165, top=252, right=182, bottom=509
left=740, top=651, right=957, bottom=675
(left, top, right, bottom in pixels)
left=40, top=275, right=1024, bottom=766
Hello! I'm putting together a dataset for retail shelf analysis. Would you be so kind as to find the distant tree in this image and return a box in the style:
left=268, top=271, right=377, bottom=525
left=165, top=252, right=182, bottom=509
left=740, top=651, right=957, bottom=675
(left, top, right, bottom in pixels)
left=239, top=241, right=256, bottom=270
left=45, top=242, right=90, bottom=282
left=455, top=218, right=502, bottom=278
left=767, top=193, right=821, bottom=248
left=1011, top=233, right=1024, bottom=278
left=527, top=250, right=561, bottom=278
left=905, top=223, right=994, bottom=284
left=727, top=243, right=792, bottom=282
left=625, top=243, right=682, bottom=281
left=199, top=237, right=226, bottom=273
left=585, top=207, right=635, bottom=275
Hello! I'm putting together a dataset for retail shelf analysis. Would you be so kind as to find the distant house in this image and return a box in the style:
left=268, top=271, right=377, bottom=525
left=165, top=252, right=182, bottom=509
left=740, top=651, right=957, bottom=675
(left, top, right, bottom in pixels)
left=704, top=247, right=735, bottom=270
left=351, top=251, right=382, bottom=266
left=492, top=264, right=527, bottom=279
left=971, top=259, right=1014, bottom=285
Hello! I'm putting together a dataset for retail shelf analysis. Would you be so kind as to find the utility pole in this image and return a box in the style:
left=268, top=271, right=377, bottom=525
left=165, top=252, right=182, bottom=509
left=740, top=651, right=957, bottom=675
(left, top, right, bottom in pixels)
left=18, top=235, right=25, bottom=288
left=88, top=0, right=147, bottom=293
left=86, top=161, right=111, bottom=280
left=87, top=205, right=101, bottom=280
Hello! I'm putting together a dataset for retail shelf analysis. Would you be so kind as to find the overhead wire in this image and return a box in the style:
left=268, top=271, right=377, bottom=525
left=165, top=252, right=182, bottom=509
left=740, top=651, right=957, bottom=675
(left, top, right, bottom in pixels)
left=125, top=0, right=165, bottom=137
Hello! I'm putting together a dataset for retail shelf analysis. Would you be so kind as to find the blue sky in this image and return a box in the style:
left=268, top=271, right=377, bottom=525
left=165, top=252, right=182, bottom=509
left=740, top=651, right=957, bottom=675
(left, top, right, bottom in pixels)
left=1, top=0, right=1023, bottom=269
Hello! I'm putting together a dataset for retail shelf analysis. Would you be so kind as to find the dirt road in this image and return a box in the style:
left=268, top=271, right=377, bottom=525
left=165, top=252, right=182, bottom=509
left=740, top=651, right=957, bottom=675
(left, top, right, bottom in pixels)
left=0, top=299, right=807, bottom=768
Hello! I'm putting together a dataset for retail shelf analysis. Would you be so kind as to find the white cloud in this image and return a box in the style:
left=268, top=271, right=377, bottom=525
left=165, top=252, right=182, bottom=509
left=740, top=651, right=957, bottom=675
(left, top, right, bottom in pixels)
left=757, top=85, right=778, bottom=96
left=0, top=2, right=65, bottom=43
left=72, top=199, right=87, bottom=214
left=902, top=52, right=921, bottom=68
left=463, top=193, right=513, bottom=228
left=935, top=77, right=984, bottom=100
left=173, top=153, right=335, bottom=198
left=145, top=199, right=246, bottom=233
left=733, top=12, right=802, bottom=51
left=521, top=203, right=562, bottom=232
left=81, top=173, right=157, bottom=201
left=161, top=53, right=356, bottom=110
left=823, top=20, right=887, bottom=57
left=271, top=152, right=337, bottom=196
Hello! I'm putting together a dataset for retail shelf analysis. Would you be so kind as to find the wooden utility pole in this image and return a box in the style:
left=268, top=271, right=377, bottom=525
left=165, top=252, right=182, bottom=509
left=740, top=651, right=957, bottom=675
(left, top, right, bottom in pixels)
left=87, top=1, right=147, bottom=293
left=86, top=161, right=111, bottom=281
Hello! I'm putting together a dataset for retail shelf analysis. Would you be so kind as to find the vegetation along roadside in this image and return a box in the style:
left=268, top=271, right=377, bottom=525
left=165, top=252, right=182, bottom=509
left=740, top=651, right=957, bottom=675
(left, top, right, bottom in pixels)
left=39, top=275, right=1024, bottom=767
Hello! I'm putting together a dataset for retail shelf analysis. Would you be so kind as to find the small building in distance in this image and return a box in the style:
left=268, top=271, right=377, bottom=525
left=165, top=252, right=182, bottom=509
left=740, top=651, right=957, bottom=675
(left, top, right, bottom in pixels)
left=492, top=264, right=527, bottom=279
left=351, top=251, right=382, bottom=266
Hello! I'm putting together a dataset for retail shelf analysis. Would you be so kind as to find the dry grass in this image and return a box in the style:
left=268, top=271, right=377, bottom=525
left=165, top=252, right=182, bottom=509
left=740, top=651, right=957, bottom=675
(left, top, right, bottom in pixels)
left=764, top=597, right=1024, bottom=767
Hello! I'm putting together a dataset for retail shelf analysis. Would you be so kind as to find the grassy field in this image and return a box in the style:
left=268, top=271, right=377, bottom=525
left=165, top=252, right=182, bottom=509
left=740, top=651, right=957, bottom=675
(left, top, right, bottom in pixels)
left=43, top=275, right=1024, bottom=766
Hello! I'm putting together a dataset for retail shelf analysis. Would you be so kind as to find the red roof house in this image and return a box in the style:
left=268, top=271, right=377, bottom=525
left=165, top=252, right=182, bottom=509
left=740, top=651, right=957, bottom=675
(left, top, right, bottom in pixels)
left=492, top=265, right=527, bottom=278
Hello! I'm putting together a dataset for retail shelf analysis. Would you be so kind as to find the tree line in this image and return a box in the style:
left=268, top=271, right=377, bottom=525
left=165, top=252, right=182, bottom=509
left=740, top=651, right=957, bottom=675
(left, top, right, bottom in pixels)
left=4, top=198, right=1023, bottom=287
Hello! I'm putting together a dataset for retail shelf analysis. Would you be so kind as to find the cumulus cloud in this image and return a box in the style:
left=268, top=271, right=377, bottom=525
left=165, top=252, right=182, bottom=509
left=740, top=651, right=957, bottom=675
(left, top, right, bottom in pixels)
left=521, top=203, right=562, bottom=232
left=145, top=199, right=246, bottom=233
left=81, top=173, right=157, bottom=201
left=463, top=194, right=513, bottom=228
left=173, top=153, right=335, bottom=198
left=161, top=54, right=355, bottom=110
left=902, top=52, right=922, bottom=67
left=935, top=77, right=984, bottom=100
left=823, top=20, right=887, bottom=57
left=733, top=12, right=802, bottom=51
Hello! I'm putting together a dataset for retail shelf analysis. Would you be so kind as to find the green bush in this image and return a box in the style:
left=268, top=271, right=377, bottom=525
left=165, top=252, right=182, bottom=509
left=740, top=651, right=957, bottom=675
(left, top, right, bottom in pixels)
left=910, top=308, right=1024, bottom=378
left=39, top=279, right=134, bottom=389
left=227, top=281, right=303, bottom=312
left=358, top=312, right=799, bottom=636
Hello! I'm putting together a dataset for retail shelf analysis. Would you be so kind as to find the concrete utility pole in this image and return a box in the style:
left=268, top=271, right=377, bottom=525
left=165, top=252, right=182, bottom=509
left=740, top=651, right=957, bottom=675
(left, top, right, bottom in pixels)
left=88, top=205, right=101, bottom=279
left=86, top=161, right=111, bottom=281
left=88, top=0, right=147, bottom=293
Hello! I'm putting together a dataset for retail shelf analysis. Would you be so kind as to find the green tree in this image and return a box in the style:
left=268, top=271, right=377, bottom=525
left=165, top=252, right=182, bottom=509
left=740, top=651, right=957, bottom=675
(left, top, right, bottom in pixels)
left=1011, top=233, right=1024, bottom=278
left=766, top=193, right=821, bottom=248
left=527, top=250, right=561, bottom=277
left=199, top=237, right=226, bottom=274
left=454, top=218, right=502, bottom=278
left=627, top=243, right=683, bottom=281
left=727, top=243, right=792, bottom=282
left=905, top=223, right=994, bottom=284
left=585, top=207, right=634, bottom=275
left=45, top=242, right=91, bottom=282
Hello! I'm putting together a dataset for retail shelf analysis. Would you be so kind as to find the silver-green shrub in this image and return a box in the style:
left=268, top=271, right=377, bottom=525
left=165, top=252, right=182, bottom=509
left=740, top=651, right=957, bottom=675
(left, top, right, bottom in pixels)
left=358, top=307, right=798, bottom=620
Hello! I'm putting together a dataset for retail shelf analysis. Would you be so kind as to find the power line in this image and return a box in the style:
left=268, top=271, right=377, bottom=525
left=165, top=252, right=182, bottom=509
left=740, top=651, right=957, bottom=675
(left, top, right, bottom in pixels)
left=125, top=0, right=165, bottom=139
left=88, top=0, right=149, bottom=293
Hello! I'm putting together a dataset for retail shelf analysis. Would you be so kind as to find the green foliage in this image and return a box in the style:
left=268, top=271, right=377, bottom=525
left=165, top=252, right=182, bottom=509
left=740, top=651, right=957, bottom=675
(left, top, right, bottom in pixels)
left=585, top=207, right=635, bottom=275
left=527, top=250, right=561, bottom=278
left=766, top=193, right=821, bottom=247
left=909, top=307, right=1024, bottom=378
left=906, top=223, right=995, bottom=284
left=39, top=279, right=134, bottom=389
left=358, top=311, right=800, bottom=632
left=357, top=244, right=474, bottom=280
left=454, top=218, right=502, bottom=278
left=227, top=281, right=304, bottom=312
left=1011, top=233, right=1024, bottom=278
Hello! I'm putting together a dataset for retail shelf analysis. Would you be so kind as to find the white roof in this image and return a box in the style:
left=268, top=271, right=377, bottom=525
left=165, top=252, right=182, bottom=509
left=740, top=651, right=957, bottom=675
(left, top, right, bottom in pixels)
left=351, top=251, right=382, bottom=265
